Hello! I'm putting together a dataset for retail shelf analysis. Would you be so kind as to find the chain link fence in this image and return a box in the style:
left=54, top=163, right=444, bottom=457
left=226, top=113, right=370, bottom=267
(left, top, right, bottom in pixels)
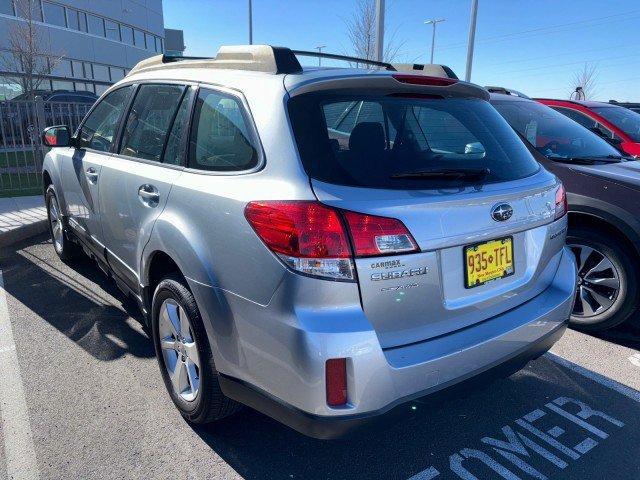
left=0, top=97, right=92, bottom=197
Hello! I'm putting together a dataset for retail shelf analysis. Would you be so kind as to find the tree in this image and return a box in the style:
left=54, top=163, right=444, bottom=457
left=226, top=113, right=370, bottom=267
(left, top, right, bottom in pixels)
left=344, top=0, right=404, bottom=67
left=0, top=0, right=63, bottom=99
left=569, top=63, right=598, bottom=100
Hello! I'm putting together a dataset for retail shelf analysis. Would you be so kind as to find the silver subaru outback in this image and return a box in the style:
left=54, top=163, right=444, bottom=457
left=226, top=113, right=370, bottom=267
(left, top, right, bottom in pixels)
left=41, top=45, right=576, bottom=438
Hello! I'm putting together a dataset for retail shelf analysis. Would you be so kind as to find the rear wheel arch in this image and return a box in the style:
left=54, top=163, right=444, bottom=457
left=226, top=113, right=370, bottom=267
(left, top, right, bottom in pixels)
left=144, top=251, right=186, bottom=317
left=42, top=169, right=52, bottom=191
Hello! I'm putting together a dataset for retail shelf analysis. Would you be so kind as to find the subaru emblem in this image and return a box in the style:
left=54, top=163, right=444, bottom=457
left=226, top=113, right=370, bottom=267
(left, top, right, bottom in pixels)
left=491, top=203, right=513, bottom=222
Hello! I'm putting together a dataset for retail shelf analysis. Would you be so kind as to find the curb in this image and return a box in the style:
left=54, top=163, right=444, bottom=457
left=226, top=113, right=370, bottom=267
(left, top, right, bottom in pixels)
left=0, top=220, right=48, bottom=249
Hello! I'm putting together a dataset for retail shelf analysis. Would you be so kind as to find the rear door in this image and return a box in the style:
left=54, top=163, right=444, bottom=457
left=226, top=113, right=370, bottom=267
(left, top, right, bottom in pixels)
left=98, top=83, right=193, bottom=290
left=289, top=92, right=563, bottom=349
left=61, top=85, right=134, bottom=253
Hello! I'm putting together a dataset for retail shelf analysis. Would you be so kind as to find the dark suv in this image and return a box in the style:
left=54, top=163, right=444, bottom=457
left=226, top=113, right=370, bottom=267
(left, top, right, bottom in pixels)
left=491, top=91, right=640, bottom=331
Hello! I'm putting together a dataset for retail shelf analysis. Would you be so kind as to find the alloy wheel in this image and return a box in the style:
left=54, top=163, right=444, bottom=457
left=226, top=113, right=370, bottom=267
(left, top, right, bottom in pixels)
left=158, top=299, right=200, bottom=402
left=569, top=244, right=621, bottom=318
left=48, top=195, right=64, bottom=252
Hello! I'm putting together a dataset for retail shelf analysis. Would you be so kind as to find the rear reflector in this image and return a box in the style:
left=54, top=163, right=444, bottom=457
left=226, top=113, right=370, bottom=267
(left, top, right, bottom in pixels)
left=326, top=358, right=347, bottom=407
left=244, top=201, right=354, bottom=280
left=555, top=184, right=567, bottom=220
left=392, top=74, right=458, bottom=87
left=342, top=210, right=418, bottom=257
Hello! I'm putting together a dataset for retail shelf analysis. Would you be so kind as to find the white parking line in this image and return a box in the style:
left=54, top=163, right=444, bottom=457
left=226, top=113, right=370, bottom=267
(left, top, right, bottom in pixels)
left=0, top=270, right=40, bottom=479
left=629, top=353, right=640, bottom=368
left=544, top=352, right=640, bottom=403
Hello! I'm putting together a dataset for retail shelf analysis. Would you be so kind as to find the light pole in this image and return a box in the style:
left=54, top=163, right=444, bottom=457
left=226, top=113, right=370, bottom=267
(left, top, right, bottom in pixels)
left=424, top=19, right=445, bottom=64
left=316, top=45, right=326, bottom=66
left=465, top=0, right=478, bottom=81
left=248, top=0, right=253, bottom=44
left=375, top=0, right=385, bottom=62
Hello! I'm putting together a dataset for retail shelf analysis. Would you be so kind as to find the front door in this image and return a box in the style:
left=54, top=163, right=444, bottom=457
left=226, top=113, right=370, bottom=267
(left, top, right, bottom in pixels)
left=98, top=83, right=192, bottom=291
left=60, top=85, right=134, bottom=253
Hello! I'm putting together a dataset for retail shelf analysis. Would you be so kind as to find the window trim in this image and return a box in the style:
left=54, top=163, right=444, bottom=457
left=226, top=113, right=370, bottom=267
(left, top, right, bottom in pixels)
left=184, top=83, right=265, bottom=175
left=160, top=85, right=196, bottom=167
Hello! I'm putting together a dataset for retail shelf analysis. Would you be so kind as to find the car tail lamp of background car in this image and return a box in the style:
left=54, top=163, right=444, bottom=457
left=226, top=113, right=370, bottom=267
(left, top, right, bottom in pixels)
left=555, top=184, right=568, bottom=220
left=244, top=201, right=419, bottom=280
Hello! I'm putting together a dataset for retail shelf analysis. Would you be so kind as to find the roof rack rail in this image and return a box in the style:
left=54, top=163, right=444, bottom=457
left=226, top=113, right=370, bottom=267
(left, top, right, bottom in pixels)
left=128, top=45, right=303, bottom=76
left=291, top=50, right=396, bottom=71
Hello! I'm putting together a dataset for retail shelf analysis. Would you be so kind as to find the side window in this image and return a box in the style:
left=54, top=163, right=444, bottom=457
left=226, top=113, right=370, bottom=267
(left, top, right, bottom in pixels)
left=552, top=107, right=596, bottom=129
left=119, top=84, right=185, bottom=161
left=79, top=85, right=133, bottom=151
left=163, top=88, right=194, bottom=165
left=188, top=89, right=259, bottom=171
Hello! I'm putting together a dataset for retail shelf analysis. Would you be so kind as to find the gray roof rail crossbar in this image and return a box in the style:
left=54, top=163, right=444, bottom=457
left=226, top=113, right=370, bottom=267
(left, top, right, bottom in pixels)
left=291, top=50, right=396, bottom=71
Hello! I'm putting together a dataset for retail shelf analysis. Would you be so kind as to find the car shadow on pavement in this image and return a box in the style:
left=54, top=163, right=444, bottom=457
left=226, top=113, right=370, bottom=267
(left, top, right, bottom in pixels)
left=1, top=235, right=154, bottom=361
left=192, top=358, right=640, bottom=480
left=590, top=317, right=640, bottom=351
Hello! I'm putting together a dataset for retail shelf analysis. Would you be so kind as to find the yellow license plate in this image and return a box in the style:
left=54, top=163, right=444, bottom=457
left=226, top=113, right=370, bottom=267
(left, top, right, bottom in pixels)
left=464, top=237, right=514, bottom=289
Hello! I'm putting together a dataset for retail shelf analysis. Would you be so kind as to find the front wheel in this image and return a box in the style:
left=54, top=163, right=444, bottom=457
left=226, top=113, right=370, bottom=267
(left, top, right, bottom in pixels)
left=45, top=186, right=80, bottom=262
left=567, top=228, right=638, bottom=331
left=151, top=274, right=241, bottom=424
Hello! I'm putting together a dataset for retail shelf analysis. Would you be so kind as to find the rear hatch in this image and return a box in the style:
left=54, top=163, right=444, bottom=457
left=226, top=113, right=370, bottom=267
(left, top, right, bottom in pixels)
left=286, top=74, right=564, bottom=348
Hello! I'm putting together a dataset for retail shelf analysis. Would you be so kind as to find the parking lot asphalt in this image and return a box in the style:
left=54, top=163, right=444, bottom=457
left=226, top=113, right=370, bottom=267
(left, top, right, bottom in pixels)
left=1, top=234, right=640, bottom=480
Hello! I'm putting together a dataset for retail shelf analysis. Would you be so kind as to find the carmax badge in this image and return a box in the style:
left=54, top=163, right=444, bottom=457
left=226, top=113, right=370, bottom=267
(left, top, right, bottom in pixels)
left=371, top=266, right=428, bottom=281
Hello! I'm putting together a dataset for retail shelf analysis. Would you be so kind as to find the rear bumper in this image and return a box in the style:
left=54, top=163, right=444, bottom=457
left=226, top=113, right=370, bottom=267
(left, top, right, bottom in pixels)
left=219, top=321, right=567, bottom=439
left=210, top=247, right=576, bottom=438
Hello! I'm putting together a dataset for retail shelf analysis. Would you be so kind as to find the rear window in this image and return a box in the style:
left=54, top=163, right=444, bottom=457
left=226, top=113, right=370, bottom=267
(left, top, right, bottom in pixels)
left=591, top=106, right=640, bottom=142
left=288, top=94, right=540, bottom=189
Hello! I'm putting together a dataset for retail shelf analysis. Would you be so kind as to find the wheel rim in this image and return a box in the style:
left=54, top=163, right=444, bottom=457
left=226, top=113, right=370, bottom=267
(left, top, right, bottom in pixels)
left=569, top=243, right=621, bottom=319
left=158, top=299, right=200, bottom=402
left=48, top=196, right=63, bottom=252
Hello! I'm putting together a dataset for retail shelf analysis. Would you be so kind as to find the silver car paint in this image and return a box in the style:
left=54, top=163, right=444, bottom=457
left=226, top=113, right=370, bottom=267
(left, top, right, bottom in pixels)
left=42, top=64, right=576, bottom=419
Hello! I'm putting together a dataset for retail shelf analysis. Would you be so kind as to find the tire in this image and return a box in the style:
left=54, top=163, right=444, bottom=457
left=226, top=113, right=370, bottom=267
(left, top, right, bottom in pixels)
left=567, top=227, right=639, bottom=331
left=45, top=185, right=80, bottom=262
left=151, top=273, right=241, bottom=424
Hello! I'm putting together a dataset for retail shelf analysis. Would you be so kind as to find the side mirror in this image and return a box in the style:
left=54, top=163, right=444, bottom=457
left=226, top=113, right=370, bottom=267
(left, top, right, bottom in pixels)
left=42, top=125, right=71, bottom=147
left=464, top=142, right=486, bottom=155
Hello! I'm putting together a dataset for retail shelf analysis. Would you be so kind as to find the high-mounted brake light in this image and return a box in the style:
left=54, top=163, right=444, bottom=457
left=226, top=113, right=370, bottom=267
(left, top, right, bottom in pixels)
left=244, top=201, right=354, bottom=280
left=342, top=210, right=418, bottom=257
left=392, top=74, right=458, bottom=87
left=555, top=184, right=568, bottom=220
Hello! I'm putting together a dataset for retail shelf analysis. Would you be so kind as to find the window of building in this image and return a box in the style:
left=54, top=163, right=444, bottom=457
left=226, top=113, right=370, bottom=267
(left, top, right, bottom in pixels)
left=74, top=82, right=94, bottom=93
left=51, top=80, right=74, bottom=91
left=0, top=0, right=14, bottom=15
left=43, top=1, right=66, bottom=27
left=164, top=89, right=193, bottom=165
left=120, top=84, right=186, bottom=161
left=51, top=59, right=72, bottom=77
left=83, top=62, right=93, bottom=79
left=16, top=0, right=42, bottom=22
left=92, top=64, right=110, bottom=82
left=105, top=20, right=120, bottom=40
left=87, top=14, right=104, bottom=36
left=109, top=67, right=125, bottom=82
left=159, top=38, right=164, bottom=53
left=134, top=29, right=145, bottom=48
left=120, top=25, right=134, bottom=45
left=95, top=84, right=109, bottom=96
left=189, top=88, right=259, bottom=171
left=71, top=60, right=83, bottom=78
left=79, top=85, right=133, bottom=151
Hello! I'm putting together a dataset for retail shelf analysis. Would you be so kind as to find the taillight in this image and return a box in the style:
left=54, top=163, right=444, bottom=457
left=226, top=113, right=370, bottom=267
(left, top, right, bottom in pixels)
left=245, top=201, right=420, bottom=279
left=326, top=358, right=347, bottom=407
left=555, top=184, right=567, bottom=220
left=244, top=201, right=354, bottom=280
left=342, top=210, right=418, bottom=257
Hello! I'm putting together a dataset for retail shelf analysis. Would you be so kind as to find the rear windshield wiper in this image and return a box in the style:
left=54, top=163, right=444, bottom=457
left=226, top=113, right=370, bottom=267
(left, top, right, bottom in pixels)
left=550, top=155, right=624, bottom=165
left=390, top=167, right=490, bottom=180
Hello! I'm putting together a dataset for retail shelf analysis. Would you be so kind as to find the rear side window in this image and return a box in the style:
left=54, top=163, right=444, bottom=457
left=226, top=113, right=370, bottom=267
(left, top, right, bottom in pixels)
left=551, top=107, right=596, bottom=129
left=119, top=84, right=186, bottom=162
left=79, top=85, right=133, bottom=151
left=188, top=88, right=259, bottom=171
left=289, top=94, right=540, bottom=189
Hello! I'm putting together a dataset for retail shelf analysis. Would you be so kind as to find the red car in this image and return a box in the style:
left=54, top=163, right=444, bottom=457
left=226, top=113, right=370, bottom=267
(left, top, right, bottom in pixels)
left=536, top=99, right=640, bottom=157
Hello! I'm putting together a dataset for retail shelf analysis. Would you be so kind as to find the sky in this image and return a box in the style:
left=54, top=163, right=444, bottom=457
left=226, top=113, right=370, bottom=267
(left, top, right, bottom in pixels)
left=163, top=0, right=640, bottom=101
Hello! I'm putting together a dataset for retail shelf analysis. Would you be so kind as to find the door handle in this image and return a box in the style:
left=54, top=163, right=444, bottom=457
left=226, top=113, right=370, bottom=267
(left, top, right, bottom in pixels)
left=85, top=167, right=98, bottom=184
left=137, top=184, right=160, bottom=207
